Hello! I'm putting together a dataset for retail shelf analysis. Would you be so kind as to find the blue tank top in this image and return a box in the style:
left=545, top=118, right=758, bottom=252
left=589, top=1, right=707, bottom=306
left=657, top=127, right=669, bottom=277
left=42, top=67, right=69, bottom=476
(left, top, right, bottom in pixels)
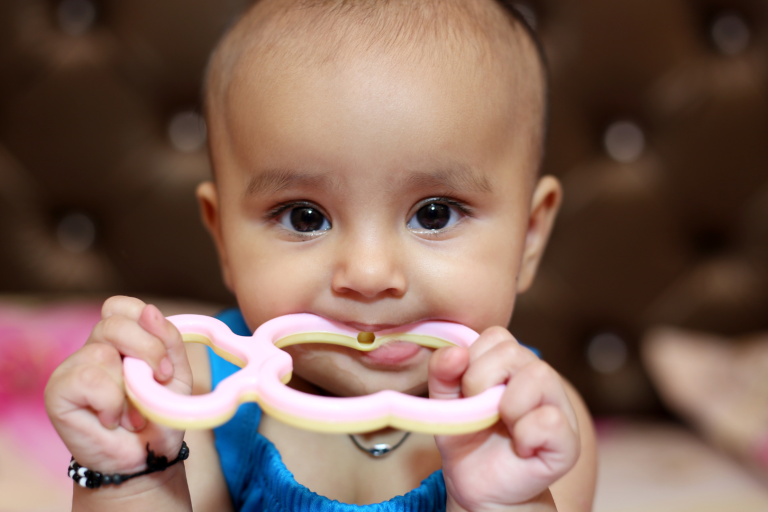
left=209, top=309, right=448, bottom=512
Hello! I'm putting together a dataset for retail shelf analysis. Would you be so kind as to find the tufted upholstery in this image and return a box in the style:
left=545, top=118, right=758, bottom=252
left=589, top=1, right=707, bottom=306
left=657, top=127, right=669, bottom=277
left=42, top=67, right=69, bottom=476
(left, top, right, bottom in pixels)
left=0, top=0, right=766, bottom=414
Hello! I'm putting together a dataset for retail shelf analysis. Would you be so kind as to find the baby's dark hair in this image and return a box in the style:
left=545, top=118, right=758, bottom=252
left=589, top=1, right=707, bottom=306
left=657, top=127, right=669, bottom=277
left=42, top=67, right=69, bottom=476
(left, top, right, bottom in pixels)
left=204, top=0, right=549, bottom=174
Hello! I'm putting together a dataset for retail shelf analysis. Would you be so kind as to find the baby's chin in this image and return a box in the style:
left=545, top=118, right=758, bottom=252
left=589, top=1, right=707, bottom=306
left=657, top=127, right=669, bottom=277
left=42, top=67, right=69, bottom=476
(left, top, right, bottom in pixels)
left=284, top=343, right=432, bottom=398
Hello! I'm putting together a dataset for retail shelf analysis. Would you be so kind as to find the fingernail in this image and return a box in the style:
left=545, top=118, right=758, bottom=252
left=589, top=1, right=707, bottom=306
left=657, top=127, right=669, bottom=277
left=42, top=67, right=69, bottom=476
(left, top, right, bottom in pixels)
left=757, top=435, right=768, bottom=469
left=129, top=408, right=147, bottom=431
left=122, top=409, right=136, bottom=432
left=160, top=357, right=173, bottom=379
left=440, top=346, right=456, bottom=363
left=124, top=421, right=137, bottom=432
left=149, top=305, right=163, bottom=323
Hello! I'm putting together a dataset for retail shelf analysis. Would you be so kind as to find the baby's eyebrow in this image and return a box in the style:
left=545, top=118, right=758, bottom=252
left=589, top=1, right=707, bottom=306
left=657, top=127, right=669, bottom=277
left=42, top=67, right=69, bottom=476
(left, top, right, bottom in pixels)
left=400, top=167, right=493, bottom=195
left=245, top=169, right=337, bottom=197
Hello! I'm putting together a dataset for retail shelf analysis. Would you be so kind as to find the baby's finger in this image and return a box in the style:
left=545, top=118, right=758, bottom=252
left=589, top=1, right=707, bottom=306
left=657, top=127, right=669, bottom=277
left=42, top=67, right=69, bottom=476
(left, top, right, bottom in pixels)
left=512, top=405, right=580, bottom=478
left=81, top=341, right=125, bottom=390
left=138, top=304, right=193, bottom=388
left=500, top=361, right=578, bottom=432
left=466, top=326, right=516, bottom=362
left=428, top=346, right=469, bottom=400
left=54, top=336, right=125, bottom=381
left=88, top=314, right=172, bottom=382
left=461, top=338, right=538, bottom=397
left=49, top=364, right=126, bottom=430
left=101, top=295, right=147, bottom=321
left=120, top=399, right=147, bottom=433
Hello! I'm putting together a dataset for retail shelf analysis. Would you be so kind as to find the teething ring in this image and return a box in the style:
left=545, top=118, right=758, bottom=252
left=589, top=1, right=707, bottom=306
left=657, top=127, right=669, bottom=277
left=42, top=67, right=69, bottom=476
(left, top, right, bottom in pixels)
left=124, top=314, right=504, bottom=434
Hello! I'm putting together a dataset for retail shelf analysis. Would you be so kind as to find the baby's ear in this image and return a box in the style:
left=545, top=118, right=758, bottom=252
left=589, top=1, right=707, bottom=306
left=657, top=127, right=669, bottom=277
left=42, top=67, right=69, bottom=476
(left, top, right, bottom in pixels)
left=517, top=176, right=562, bottom=293
left=196, top=181, right=233, bottom=292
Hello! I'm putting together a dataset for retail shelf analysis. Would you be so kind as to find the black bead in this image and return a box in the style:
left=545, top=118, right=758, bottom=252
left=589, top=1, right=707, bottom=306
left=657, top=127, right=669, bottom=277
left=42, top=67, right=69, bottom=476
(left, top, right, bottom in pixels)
left=67, top=440, right=190, bottom=489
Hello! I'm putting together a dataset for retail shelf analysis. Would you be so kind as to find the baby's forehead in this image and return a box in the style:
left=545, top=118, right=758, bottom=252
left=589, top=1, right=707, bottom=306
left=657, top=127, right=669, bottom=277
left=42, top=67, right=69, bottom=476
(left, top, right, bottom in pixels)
left=207, top=0, right=544, bottom=112
left=205, top=0, right=547, bottom=178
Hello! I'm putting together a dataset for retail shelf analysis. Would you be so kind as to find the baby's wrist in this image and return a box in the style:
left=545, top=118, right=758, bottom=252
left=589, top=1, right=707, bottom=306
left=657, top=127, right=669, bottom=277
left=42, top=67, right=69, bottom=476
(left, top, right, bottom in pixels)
left=73, top=463, right=191, bottom=512
left=69, top=441, right=189, bottom=489
left=446, top=489, right=557, bottom=512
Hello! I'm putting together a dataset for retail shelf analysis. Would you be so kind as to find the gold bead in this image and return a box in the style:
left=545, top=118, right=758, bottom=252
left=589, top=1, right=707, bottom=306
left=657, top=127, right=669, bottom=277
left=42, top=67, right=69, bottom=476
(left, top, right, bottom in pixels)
left=357, top=332, right=376, bottom=345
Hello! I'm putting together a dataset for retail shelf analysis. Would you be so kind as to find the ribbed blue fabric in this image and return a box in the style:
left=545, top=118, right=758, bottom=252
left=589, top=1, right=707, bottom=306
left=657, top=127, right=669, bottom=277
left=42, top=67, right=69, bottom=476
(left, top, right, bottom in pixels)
left=209, top=308, right=448, bottom=512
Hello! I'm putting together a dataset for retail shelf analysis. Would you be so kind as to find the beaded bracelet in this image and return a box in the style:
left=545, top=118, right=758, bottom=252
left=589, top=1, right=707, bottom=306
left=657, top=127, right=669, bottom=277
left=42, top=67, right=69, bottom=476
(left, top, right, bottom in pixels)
left=68, top=441, right=189, bottom=489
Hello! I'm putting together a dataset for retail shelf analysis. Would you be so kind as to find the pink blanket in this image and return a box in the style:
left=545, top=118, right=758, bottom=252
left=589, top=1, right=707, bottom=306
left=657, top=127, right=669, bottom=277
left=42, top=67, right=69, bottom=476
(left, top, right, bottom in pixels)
left=0, top=301, right=102, bottom=486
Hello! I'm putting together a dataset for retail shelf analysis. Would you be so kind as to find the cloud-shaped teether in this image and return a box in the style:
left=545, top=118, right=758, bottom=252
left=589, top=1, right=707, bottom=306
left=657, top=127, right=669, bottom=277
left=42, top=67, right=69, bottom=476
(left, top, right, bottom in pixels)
left=123, top=314, right=504, bottom=434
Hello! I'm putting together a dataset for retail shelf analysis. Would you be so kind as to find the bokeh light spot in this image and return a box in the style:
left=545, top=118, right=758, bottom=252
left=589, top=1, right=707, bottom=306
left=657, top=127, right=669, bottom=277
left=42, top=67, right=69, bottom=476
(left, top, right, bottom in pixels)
left=604, top=121, right=645, bottom=163
left=56, top=212, right=96, bottom=253
left=587, top=332, right=628, bottom=374
left=711, top=12, right=750, bottom=56
left=57, top=0, right=97, bottom=36
left=168, top=111, right=207, bottom=153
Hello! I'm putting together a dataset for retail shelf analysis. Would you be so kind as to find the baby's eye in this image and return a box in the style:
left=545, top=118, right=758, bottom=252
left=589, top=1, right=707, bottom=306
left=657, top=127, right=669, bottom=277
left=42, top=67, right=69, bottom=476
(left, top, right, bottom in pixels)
left=406, top=202, right=462, bottom=231
left=277, top=205, right=331, bottom=233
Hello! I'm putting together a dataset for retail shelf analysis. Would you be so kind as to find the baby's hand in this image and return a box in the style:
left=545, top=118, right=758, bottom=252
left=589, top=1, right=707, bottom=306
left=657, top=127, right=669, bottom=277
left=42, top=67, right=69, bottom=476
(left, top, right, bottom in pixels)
left=429, top=327, right=580, bottom=511
left=45, top=296, right=192, bottom=479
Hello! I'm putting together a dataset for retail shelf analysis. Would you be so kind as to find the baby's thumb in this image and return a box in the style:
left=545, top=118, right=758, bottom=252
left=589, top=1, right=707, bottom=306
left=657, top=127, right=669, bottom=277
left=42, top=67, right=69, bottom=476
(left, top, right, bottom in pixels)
left=428, top=346, right=469, bottom=400
left=137, top=305, right=191, bottom=388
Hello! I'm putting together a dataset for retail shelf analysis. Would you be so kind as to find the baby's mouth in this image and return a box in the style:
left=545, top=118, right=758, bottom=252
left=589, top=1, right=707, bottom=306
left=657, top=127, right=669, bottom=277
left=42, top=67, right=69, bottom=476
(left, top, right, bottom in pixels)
left=360, top=340, right=424, bottom=366
left=302, top=317, right=443, bottom=366
left=342, top=321, right=401, bottom=332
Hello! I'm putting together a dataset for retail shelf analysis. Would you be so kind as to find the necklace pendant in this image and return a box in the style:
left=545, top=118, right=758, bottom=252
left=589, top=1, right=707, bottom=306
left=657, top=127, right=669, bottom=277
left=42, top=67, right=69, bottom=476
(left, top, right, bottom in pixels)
left=349, top=432, right=411, bottom=458
left=369, top=443, right=392, bottom=457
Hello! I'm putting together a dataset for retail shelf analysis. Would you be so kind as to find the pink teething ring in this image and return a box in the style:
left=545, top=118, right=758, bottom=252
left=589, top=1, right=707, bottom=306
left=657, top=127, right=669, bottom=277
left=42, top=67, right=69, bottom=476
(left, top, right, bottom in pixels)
left=124, top=314, right=504, bottom=434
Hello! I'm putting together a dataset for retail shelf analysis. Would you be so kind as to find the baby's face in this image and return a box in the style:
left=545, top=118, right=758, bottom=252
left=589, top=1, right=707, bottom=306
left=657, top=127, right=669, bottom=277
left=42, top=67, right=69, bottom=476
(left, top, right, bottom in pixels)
left=199, top=44, right=558, bottom=397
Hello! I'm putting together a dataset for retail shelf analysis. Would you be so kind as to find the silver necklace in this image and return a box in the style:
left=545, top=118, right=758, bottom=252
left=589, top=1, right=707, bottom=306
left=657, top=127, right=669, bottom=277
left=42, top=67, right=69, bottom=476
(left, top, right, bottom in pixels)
left=348, top=432, right=411, bottom=458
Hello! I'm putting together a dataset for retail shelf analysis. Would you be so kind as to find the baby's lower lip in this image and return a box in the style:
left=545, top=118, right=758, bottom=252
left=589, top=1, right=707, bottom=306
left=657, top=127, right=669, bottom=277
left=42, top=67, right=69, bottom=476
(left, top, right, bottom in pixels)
left=361, top=341, right=423, bottom=365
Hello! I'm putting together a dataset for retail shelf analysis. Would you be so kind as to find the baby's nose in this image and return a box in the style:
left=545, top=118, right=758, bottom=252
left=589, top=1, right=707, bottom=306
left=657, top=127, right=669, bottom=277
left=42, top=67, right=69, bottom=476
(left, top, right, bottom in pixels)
left=330, top=232, right=407, bottom=299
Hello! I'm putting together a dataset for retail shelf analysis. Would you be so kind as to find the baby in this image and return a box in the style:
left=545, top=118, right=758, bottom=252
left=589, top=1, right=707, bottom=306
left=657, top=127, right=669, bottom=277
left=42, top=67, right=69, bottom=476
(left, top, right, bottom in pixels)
left=45, top=0, right=597, bottom=510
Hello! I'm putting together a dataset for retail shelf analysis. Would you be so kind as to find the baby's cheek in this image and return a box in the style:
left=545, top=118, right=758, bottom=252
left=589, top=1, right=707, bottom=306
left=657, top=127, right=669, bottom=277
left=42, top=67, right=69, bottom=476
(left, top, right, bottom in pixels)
left=424, top=269, right=517, bottom=332
left=236, top=266, right=326, bottom=326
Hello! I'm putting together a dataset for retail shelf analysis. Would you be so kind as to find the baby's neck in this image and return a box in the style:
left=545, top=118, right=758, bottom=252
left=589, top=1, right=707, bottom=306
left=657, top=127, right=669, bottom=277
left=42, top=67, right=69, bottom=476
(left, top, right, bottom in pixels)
left=259, top=412, right=442, bottom=504
left=265, top=373, right=442, bottom=504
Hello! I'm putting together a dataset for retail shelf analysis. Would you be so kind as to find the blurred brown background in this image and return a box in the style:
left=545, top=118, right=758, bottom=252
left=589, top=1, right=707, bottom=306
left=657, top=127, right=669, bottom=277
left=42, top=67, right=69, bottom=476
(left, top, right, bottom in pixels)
left=0, top=0, right=767, bottom=419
